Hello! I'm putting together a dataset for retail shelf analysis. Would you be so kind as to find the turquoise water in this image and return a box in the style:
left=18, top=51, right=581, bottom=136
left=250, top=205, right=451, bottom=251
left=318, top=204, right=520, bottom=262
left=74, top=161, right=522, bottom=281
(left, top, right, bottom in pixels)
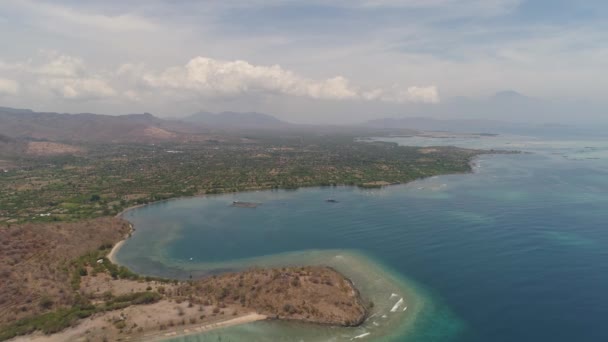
left=117, top=135, right=608, bottom=341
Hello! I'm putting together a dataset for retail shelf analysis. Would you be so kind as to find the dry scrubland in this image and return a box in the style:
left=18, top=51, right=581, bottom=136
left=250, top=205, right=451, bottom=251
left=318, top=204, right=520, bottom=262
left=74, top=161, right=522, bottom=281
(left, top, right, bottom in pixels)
left=0, top=218, right=130, bottom=326
left=0, top=218, right=367, bottom=341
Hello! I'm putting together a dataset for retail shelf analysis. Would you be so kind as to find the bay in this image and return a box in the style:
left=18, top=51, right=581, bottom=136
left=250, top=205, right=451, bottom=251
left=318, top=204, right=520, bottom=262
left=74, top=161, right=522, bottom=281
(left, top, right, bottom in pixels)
left=116, top=135, right=608, bottom=341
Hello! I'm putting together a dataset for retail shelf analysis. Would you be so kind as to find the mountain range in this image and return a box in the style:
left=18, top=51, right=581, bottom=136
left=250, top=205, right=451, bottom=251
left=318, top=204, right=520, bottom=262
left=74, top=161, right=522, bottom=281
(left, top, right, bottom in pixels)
left=0, top=106, right=214, bottom=143
left=183, top=111, right=288, bottom=128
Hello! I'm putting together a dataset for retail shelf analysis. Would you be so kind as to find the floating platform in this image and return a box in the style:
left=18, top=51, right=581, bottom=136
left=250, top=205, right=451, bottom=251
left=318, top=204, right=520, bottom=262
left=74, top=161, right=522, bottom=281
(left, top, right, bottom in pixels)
left=231, top=201, right=261, bottom=208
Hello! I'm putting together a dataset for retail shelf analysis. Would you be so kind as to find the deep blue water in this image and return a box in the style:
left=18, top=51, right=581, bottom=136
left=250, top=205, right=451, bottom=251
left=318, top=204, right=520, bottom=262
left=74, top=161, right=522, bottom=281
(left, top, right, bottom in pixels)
left=118, top=136, right=608, bottom=341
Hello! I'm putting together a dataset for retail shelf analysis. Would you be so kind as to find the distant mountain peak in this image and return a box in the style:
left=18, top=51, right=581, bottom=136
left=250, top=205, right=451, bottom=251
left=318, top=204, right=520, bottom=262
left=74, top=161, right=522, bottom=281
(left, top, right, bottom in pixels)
left=493, top=90, right=528, bottom=99
left=184, top=111, right=286, bottom=127
left=0, top=106, right=34, bottom=114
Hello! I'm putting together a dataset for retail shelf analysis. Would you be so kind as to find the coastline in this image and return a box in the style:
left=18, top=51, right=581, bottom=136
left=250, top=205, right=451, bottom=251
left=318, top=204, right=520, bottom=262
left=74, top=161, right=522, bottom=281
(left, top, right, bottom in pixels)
left=142, top=313, right=267, bottom=342
left=107, top=221, right=134, bottom=264
left=107, top=152, right=492, bottom=269
left=107, top=239, right=125, bottom=264
left=110, top=148, right=497, bottom=229
left=97, top=151, right=498, bottom=340
left=114, top=203, right=148, bottom=218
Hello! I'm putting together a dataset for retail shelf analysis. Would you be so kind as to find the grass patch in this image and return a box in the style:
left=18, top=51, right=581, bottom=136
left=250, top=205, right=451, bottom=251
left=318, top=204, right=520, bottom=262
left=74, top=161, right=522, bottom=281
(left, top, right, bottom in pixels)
left=0, top=292, right=161, bottom=341
left=0, top=305, right=96, bottom=341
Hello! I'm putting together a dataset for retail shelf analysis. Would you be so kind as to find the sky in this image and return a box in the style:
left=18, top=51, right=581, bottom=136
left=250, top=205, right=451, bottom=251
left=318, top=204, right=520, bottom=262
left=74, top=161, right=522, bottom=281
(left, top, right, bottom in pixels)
left=0, top=0, right=606, bottom=124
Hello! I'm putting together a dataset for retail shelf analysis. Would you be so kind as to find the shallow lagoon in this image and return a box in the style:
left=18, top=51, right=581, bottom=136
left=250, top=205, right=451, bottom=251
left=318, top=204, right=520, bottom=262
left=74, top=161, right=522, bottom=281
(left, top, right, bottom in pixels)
left=116, top=136, right=608, bottom=341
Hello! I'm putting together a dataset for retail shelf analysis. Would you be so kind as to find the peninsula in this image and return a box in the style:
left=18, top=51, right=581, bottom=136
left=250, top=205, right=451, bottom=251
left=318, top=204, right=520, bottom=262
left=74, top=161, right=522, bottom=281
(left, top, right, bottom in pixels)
left=0, top=217, right=367, bottom=341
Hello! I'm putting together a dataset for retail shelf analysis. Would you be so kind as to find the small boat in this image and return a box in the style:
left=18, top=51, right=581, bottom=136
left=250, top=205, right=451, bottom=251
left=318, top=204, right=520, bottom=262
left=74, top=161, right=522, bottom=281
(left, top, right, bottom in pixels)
left=326, top=199, right=338, bottom=203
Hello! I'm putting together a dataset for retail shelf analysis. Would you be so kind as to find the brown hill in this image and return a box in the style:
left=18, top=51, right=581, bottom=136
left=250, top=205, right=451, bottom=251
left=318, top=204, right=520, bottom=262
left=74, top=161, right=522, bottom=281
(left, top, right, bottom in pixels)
left=0, top=134, right=26, bottom=158
left=0, top=218, right=367, bottom=341
left=0, top=107, right=212, bottom=143
left=0, top=218, right=131, bottom=326
left=24, top=141, right=84, bottom=156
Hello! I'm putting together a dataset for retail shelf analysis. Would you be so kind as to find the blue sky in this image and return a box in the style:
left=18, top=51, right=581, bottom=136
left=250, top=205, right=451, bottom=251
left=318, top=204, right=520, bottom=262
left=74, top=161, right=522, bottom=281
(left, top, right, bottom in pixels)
left=0, top=0, right=606, bottom=123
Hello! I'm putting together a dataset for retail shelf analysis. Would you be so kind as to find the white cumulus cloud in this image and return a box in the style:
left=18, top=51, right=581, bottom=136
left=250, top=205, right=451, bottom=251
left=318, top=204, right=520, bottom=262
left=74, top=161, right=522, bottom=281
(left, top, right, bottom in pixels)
left=0, top=78, right=19, bottom=95
left=39, top=77, right=116, bottom=100
left=1, top=52, right=116, bottom=101
left=0, top=53, right=439, bottom=104
left=364, top=85, right=439, bottom=103
left=142, top=56, right=437, bottom=103
left=143, top=57, right=358, bottom=100
left=404, top=86, right=440, bottom=103
left=36, top=54, right=86, bottom=78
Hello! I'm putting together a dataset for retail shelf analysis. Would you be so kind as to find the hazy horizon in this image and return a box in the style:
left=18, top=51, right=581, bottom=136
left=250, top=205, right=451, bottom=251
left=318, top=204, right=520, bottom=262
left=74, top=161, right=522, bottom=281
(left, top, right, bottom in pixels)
left=1, top=1, right=607, bottom=125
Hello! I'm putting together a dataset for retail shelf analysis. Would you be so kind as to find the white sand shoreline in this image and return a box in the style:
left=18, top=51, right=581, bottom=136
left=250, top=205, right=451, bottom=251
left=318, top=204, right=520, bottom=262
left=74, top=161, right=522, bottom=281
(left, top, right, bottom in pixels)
left=106, top=220, right=134, bottom=264
left=145, top=313, right=267, bottom=342
left=107, top=239, right=125, bottom=264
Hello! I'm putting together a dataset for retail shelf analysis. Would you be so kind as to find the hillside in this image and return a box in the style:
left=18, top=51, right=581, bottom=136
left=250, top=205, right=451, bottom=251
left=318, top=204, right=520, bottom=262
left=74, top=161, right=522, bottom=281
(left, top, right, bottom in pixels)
left=0, top=134, right=24, bottom=158
left=0, top=107, right=212, bottom=143
left=0, top=218, right=131, bottom=327
left=0, top=107, right=419, bottom=146
left=0, top=218, right=367, bottom=341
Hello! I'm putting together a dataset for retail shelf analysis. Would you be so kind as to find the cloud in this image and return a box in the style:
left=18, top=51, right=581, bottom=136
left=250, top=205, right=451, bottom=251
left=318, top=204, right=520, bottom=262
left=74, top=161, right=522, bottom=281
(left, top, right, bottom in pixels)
left=4, top=0, right=157, bottom=33
left=404, top=86, right=440, bottom=103
left=142, top=57, right=358, bottom=100
left=1, top=52, right=437, bottom=104
left=142, top=56, right=436, bottom=103
left=0, top=78, right=19, bottom=95
left=363, top=85, right=439, bottom=103
left=38, top=78, right=115, bottom=100
left=36, top=53, right=86, bottom=78
left=1, top=52, right=115, bottom=101
left=1, top=0, right=606, bottom=123
left=209, top=0, right=520, bottom=13
left=0, top=52, right=85, bottom=77
left=341, top=0, right=519, bottom=11
left=205, top=0, right=522, bottom=20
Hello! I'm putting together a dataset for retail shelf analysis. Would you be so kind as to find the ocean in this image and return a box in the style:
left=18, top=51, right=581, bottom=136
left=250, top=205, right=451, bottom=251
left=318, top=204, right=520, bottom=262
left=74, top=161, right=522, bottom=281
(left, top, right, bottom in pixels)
left=116, top=134, right=608, bottom=341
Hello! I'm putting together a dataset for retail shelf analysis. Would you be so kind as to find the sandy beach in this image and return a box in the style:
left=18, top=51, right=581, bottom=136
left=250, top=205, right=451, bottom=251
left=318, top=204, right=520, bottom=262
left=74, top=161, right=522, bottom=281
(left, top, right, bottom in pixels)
left=145, top=313, right=267, bottom=341
left=106, top=238, right=125, bottom=264
left=9, top=308, right=266, bottom=342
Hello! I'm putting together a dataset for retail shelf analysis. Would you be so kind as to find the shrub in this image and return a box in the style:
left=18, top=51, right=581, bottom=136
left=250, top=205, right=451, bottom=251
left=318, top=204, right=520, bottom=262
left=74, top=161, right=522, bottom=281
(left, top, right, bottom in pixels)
left=39, top=296, right=54, bottom=310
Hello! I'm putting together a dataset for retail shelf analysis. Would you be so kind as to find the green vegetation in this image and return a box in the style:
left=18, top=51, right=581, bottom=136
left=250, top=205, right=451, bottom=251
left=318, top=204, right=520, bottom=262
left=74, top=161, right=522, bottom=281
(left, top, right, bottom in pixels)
left=68, top=246, right=170, bottom=291
left=0, top=306, right=95, bottom=340
left=68, top=248, right=138, bottom=290
left=0, top=133, right=487, bottom=223
left=102, top=292, right=162, bottom=311
left=0, top=292, right=161, bottom=341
